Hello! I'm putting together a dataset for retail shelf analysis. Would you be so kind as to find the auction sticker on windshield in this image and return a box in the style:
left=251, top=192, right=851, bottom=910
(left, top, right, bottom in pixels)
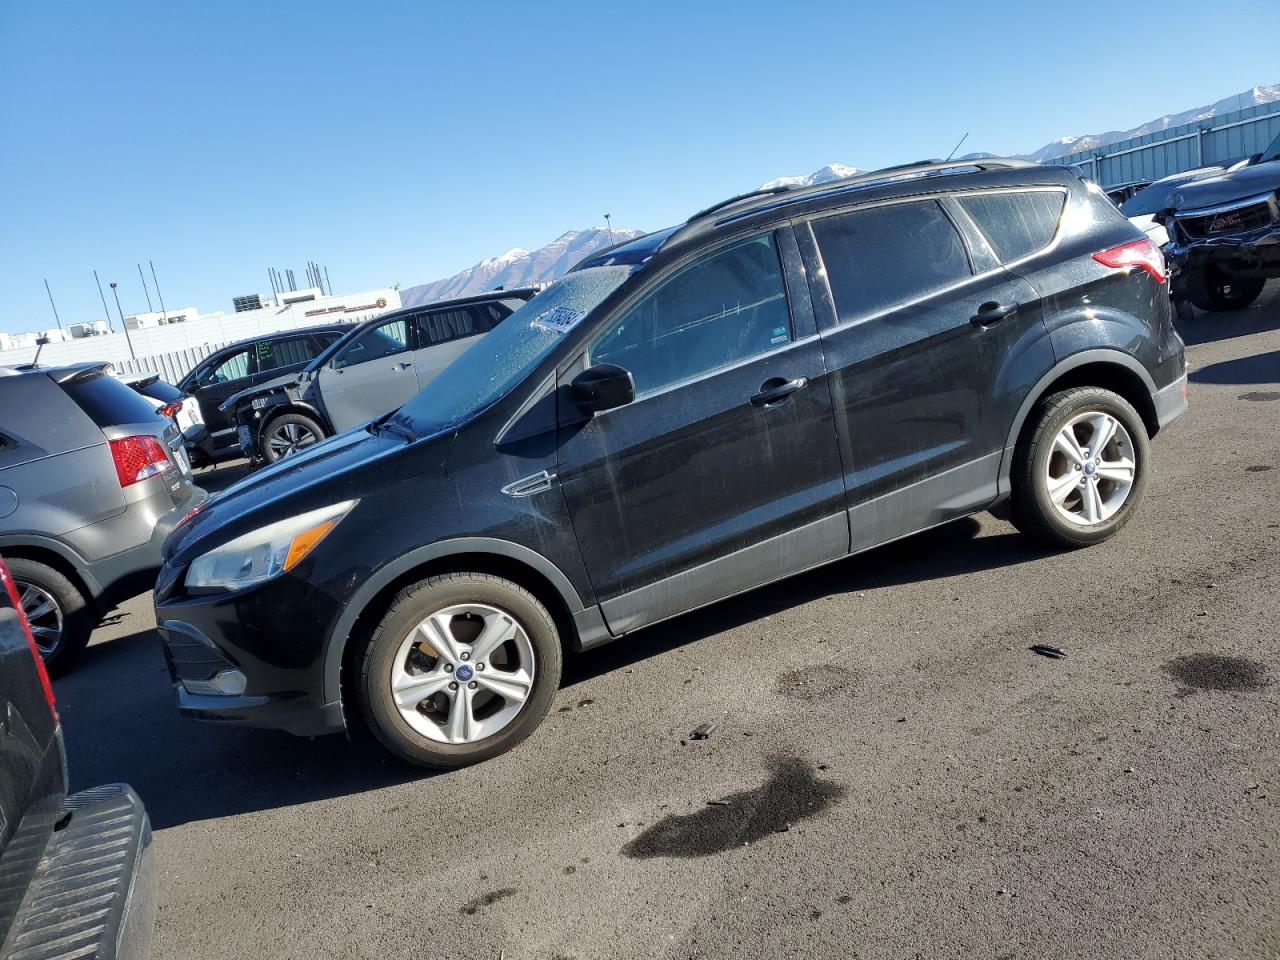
left=530, top=306, right=585, bottom=334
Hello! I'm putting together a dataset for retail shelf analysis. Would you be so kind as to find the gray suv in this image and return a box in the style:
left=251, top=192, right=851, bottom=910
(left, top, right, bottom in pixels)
left=0, top=363, right=206, bottom=673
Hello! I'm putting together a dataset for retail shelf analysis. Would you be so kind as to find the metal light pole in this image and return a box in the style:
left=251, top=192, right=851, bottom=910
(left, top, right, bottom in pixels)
left=109, top=282, right=137, bottom=359
left=94, top=270, right=114, bottom=331
left=43, top=279, right=64, bottom=333
left=603, top=213, right=614, bottom=245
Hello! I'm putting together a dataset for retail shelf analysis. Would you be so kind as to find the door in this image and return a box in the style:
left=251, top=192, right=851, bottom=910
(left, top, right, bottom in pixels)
left=799, top=198, right=1043, bottom=551
left=317, top=315, right=416, bottom=432
left=556, top=230, right=847, bottom=635
left=188, top=347, right=253, bottom=447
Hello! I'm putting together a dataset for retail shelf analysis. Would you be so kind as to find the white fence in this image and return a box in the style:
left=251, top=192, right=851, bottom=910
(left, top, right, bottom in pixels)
left=0, top=287, right=400, bottom=382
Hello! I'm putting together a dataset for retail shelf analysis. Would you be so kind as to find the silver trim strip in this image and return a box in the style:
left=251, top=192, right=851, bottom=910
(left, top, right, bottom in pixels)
left=1174, top=191, right=1277, bottom=219
left=501, top=470, right=557, bottom=498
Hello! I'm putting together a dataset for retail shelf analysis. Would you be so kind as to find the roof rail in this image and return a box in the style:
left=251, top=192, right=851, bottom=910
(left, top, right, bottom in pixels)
left=686, top=185, right=792, bottom=223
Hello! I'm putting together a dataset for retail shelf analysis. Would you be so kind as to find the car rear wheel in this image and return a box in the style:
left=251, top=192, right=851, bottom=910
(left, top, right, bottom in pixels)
left=6, top=558, right=93, bottom=676
left=1011, top=387, right=1151, bottom=548
left=358, top=572, right=562, bottom=769
left=261, top=412, right=326, bottom=463
left=1185, top=264, right=1265, bottom=312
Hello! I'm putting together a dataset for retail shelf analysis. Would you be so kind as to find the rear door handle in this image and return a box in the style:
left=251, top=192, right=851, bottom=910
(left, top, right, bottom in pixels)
left=750, top=376, right=808, bottom=407
left=394, top=362, right=412, bottom=371
left=971, top=301, right=1019, bottom=327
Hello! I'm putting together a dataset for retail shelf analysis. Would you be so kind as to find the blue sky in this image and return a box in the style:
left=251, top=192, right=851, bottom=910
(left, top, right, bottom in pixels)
left=1, top=0, right=1277, bottom=335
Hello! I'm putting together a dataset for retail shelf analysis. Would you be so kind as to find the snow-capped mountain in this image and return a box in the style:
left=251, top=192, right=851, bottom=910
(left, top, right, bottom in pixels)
left=1019, top=83, right=1280, bottom=163
left=400, top=226, right=644, bottom=307
left=759, top=162, right=862, bottom=190
left=402, top=84, right=1277, bottom=307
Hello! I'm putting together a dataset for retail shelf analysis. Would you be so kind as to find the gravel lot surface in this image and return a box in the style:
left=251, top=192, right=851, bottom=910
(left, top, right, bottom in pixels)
left=57, top=285, right=1280, bottom=960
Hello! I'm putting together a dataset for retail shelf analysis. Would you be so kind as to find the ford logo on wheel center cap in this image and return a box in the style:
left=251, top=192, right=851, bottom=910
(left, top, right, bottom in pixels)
left=1083, top=462, right=1097, bottom=476
left=455, top=664, right=475, bottom=682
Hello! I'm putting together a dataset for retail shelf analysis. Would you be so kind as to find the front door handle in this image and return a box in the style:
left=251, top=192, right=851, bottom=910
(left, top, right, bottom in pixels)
left=394, top=362, right=412, bottom=371
left=971, top=301, right=1019, bottom=327
left=750, top=376, right=808, bottom=407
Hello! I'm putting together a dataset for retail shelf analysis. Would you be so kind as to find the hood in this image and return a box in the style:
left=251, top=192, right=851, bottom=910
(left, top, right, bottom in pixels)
left=218, top=370, right=305, bottom=413
left=164, top=423, right=453, bottom=564
left=1171, top=160, right=1280, bottom=212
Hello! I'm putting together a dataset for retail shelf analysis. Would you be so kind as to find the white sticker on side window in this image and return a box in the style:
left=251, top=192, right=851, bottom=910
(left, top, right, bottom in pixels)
left=530, top=306, right=585, bottom=334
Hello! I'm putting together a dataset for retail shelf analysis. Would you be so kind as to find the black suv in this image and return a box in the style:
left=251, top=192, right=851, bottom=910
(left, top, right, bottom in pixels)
left=176, top=323, right=351, bottom=463
left=0, top=556, right=154, bottom=957
left=154, top=159, right=1187, bottom=768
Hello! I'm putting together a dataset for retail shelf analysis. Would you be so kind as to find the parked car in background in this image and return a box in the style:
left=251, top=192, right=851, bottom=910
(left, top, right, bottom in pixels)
left=0, top=363, right=205, bottom=672
left=222, top=289, right=538, bottom=463
left=119, top=371, right=203, bottom=441
left=155, top=159, right=1186, bottom=769
left=0, top=556, right=155, bottom=959
left=175, top=323, right=351, bottom=464
left=1164, top=128, right=1280, bottom=312
left=1104, top=180, right=1151, bottom=206
left=1118, top=166, right=1232, bottom=249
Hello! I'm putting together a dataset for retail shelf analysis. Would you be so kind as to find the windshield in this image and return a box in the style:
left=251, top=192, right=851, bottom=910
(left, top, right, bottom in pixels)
left=1263, top=129, right=1280, bottom=164
left=390, top=265, right=633, bottom=437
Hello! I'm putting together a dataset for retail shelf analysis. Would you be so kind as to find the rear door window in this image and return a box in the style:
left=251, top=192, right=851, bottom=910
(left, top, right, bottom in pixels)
left=415, top=307, right=480, bottom=347
left=956, top=190, right=1066, bottom=263
left=810, top=200, right=973, bottom=323
left=256, top=335, right=322, bottom=372
left=61, top=371, right=163, bottom=427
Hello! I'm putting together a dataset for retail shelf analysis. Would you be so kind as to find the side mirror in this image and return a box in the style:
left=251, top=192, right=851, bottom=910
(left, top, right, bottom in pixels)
left=570, top=363, right=635, bottom=415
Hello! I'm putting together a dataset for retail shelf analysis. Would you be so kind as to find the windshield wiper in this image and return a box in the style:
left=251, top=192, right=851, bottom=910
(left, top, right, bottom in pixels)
left=369, top=413, right=416, bottom=442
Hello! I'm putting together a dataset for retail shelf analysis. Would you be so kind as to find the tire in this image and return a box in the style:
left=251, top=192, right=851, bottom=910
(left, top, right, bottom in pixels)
left=358, top=572, right=562, bottom=769
left=6, top=558, right=93, bottom=676
left=1185, top=264, right=1265, bottom=313
left=260, top=412, right=326, bottom=463
left=1011, top=387, right=1151, bottom=549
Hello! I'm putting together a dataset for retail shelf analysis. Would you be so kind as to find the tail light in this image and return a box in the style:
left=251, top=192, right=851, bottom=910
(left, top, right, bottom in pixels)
left=109, top=435, right=173, bottom=487
left=159, top=401, right=184, bottom=419
left=1093, top=237, right=1167, bottom=283
left=0, top=558, right=57, bottom=716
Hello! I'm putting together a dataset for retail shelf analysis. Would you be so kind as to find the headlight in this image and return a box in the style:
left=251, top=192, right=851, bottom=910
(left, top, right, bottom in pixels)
left=185, top=500, right=357, bottom=592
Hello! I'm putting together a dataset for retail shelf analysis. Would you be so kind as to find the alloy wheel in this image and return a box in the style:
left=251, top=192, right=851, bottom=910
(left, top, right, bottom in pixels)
left=1043, top=410, right=1136, bottom=526
left=389, top=603, right=537, bottom=744
left=268, top=422, right=318, bottom=459
left=16, top=581, right=63, bottom=656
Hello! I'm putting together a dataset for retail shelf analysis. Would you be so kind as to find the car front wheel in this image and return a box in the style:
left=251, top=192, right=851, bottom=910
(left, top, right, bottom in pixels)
left=358, top=572, right=562, bottom=769
left=261, top=412, right=326, bottom=463
left=1011, top=387, right=1151, bottom=548
left=1185, top=264, right=1265, bottom=312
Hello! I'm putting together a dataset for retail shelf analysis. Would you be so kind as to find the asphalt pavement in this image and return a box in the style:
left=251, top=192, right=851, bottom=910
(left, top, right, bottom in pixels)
left=56, top=285, right=1280, bottom=960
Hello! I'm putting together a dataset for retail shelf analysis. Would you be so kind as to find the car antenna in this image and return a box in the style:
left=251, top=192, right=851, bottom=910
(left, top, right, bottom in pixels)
left=30, top=335, right=50, bottom=369
left=944, top=132, right=969, bottom=162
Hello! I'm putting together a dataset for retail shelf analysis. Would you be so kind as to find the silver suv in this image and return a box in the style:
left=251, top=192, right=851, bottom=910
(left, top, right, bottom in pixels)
left=0, top=363, right=206, bottom=673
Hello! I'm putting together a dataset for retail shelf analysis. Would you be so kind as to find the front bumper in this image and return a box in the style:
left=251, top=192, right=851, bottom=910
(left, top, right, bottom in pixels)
left=1153, top=369, right=1189, bottom=431
left=153, top=570, right=347, bottom=738
left=1168, top=221, right=1280, bottom=276
left=2, top=784, right=155, bottom=960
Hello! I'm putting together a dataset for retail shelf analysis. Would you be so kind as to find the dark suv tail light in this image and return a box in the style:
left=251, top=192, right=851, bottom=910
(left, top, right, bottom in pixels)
left=1092, top=237, right=1167, bottom=283
left=158, top=401, right=184, bottom=419
left=109, top=435, right=173, bottom=487
left=0, top=558, right=57, bottom=716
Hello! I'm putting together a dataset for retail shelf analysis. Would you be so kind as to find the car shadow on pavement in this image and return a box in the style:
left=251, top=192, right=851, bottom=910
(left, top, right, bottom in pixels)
left=55, top=625, right=424, bottom=830
left=193, top=459, right=254, bottom=496
left=54, top=515, right=1049, bottom=829
left=564, top=515, right=1054, bottom=687
left=1174, top=282, right=1280, bottom=347
left=1188, top=348, right=1280, bottom=386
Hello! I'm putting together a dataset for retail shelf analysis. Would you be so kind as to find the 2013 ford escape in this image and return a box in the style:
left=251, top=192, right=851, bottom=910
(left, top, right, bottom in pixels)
left=155, top=159, right=1188, bottom=768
